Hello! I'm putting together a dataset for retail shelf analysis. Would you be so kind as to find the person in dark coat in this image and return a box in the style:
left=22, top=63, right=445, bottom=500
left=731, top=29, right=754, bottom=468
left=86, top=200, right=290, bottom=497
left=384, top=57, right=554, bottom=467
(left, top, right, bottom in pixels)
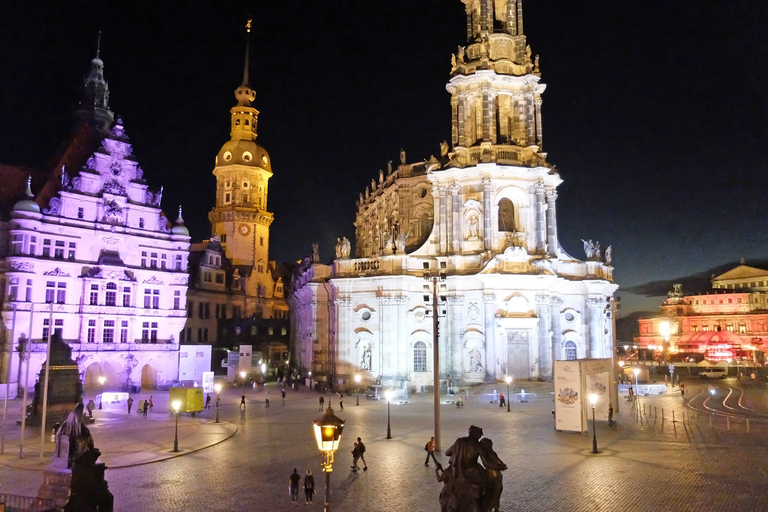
left=289, top=468, right=301, bottom=505
left=303, top=469, right=315, bottom=504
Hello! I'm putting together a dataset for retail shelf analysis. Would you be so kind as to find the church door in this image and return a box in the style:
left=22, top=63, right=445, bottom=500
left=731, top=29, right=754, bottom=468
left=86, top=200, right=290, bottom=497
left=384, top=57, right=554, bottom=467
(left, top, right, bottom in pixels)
left=507, top=331, right=529, bottom=380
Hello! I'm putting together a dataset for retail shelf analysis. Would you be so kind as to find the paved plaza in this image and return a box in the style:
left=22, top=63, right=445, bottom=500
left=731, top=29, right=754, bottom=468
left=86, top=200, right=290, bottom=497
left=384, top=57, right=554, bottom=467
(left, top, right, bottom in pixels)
left=1, top=378, right=768, bottom=511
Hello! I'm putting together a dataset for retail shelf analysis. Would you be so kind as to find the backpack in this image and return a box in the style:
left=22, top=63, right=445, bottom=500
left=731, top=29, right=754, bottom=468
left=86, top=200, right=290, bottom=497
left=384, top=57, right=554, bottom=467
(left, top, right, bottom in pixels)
left=425, top=442, right=430, bottom=451
left=359, top=442, right=366, bottom=453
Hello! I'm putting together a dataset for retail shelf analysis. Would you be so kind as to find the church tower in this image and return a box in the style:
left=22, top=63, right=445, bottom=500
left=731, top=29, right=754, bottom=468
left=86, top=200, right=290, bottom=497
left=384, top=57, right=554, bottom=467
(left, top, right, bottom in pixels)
left=209, top=20, right=274, bottom=278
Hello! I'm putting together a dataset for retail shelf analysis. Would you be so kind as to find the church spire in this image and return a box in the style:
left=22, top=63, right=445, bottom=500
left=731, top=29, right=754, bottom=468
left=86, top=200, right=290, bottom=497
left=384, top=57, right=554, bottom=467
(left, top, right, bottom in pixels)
left=75, top=31, right=114, bottom=134
left=235, top=19, right=256, bottom=107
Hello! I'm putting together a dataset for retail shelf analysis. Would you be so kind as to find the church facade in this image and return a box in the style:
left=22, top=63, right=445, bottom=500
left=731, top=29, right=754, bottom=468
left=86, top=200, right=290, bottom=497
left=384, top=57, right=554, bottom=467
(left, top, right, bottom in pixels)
left=0, top=50, right=189, bottom=394
left=290, top=0, right=618, bottom=391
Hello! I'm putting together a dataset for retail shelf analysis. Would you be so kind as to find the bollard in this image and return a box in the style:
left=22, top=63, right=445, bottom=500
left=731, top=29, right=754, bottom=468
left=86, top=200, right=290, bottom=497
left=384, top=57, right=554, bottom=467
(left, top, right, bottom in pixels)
left=727, top=416, right=730, bottom=430
left=654, top=406, right=657, bottom=418
left=747, top=418, right=750, bottom=433
left=672, top=410, right=675, bottom=423
left=661, top=408, right=664, bottom=421
left=709, top=415, right=712, bottom=428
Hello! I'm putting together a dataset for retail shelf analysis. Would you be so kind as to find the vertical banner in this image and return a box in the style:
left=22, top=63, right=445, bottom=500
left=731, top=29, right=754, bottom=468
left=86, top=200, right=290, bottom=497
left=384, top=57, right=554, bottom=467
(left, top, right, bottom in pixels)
left=554, top=361, right=584, bottom=432
left=581, top=359, right=613, bottom=421
left=202, top=372, right=214, bottom=393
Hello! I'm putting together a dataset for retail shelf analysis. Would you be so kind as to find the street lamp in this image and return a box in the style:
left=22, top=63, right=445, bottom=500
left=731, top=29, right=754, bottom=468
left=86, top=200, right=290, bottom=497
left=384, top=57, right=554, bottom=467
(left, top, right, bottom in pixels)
left=98, top=375, right=106, bottom=410
left=354, top=374, right=361, bottom=406
left=589, top=393, right=598, bottom=454
left=385, top=389, right=393, bottom=439
left=214, top=383, right=222, bottom=423
left=313, top=404, right=345, bottom=512
left=633, top=367, right=640, bottom=388
left=240, top=371, right=247, bottom=394
left=172, top=399, right=181, bottom=453
left=504, top=376, right=512, bottom=412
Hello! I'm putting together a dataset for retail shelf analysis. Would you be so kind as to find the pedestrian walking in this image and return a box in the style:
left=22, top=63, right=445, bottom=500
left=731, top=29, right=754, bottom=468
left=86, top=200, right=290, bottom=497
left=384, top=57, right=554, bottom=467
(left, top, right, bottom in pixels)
left=281, top=388, right=286, bottom=406
left=498, top=393, right=506, bottom=408
left=304, top=469, right=315, bottom=504
left=628, top=385, right=634, bottom=400
left=608, top=405, right=614, bottom=427
left=289, top=467, right=301, bottom=505
left=205, top=394, right=212, bottom=409
left=142, top=400, right=149, bottom=416
left=680, top=383, right=686, bottom=398
left=86, top=399, right=95, bottom=418
left=127, top=396, right=134, bottom=414
left=424, top=436, right=438, bottom=466
left=356, top=437, right=367, bottom=471
left=351, top=441, right=361, bottom=472
left=266, top=391, right=271, bottom=408
left=319, top=395, right=325, bottom=411
left=240, top=394, right=246, bottom=409
left=148, top=395, right=154, bottom=411
left=338, top=392, right=344, bottom=411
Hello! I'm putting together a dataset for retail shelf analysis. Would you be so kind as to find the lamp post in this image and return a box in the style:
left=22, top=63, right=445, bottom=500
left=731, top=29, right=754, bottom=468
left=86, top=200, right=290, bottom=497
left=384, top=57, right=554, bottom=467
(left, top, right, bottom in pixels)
left=589, top=393, right=598, bottom=454
left=354, top=374, right=361, bottom=406
left=240, top=371, right=247, bottom=394
left=504, top=376, right=512, bottom=412
left=172, top=399, right=181, bottom=452
left=98, top=375, right=106, bottom=410
left=314, top=404, right=345, bottom=512
left=385, top=389, right=393, bottom=439
left=633, top=367, right=640, bottom=388
left=214, top=383, right=222, bottom=423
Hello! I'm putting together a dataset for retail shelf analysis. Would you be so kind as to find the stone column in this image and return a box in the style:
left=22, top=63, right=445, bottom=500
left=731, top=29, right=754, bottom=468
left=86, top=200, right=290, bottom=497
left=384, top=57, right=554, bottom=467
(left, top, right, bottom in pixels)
left=482, top=85, right=492, bottom=142
left=534, top=98, right=543, bottom=147
left=480, top=0, right=489, bottom=32
left=451, top=184, right=462, bottom=254
left=534, top=182, right=546, bottom=254
left=466, top=3, right=473, bottom=41
left=484, top=294, right=497, bottom=381
left=517, top=0, right=524, bottom=35
left=439, top=186, right=448, bottom=254
left=550, top=297, right=563, bottom=367
left=507, top=0, right=517, bottom=35
left=482, top=178, right=492, bottom=251
left=587, top=297, right=604, bottom=359
left=432, top=185, right=441, bottom=250
left=457, top=95, right=466, bottom=147
left=525, top=91, right=535, bottom=145
left=446, top=185, right=454, bottom=255
left=535, top=295, right=551, bottom=379
left=451, top=95, right=459, bottom=146
left=489, top=92, right=497, bottom=143
left=545, top=189, right=558, bottom=255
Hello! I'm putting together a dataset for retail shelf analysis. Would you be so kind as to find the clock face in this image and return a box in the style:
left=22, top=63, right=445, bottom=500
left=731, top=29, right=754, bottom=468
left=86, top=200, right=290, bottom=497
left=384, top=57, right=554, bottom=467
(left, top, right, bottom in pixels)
left=238, top=224, right=251, bottom=236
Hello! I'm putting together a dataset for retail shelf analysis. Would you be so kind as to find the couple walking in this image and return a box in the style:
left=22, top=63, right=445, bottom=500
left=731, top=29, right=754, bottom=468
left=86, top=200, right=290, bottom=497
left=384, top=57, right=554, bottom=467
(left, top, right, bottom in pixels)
left=288, top=468, right=315, bottom=505
left=351, top=437, right=367, bottom=472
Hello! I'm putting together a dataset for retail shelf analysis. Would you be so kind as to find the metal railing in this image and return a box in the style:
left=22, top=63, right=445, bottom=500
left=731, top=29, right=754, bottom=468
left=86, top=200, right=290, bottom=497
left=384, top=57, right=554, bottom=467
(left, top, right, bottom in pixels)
left=0, top=493, right=59, bottom=512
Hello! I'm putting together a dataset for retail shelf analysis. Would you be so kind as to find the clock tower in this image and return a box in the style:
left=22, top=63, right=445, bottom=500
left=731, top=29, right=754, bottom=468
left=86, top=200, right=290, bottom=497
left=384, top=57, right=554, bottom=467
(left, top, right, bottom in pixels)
left=209, top=20, right=273, bottom=276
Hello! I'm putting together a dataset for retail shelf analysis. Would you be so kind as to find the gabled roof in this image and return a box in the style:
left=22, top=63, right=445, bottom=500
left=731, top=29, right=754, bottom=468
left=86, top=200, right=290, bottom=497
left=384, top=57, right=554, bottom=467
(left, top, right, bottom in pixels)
left=713, top=265, right=768, bottom=282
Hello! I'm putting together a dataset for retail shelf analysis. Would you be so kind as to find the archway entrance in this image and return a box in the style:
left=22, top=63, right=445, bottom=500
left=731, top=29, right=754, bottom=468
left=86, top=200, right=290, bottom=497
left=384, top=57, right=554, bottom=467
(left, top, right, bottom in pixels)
left=141, top=364, right=157, bottom=389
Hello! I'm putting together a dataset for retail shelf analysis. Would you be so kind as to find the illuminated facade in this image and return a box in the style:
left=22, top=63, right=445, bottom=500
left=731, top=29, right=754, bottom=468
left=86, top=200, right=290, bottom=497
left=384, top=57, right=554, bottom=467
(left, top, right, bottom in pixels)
left=290, top=0, right=618, bottom=390
left=185, top=27, right=289, bottom=361
left=636, top=265, right=768, bottom=361
left=0, top=51, right=189, bottom=394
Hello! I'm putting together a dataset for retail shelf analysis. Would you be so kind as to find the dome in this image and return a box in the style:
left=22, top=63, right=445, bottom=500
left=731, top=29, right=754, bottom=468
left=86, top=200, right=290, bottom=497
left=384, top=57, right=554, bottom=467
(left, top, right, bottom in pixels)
left=216, top=140, right=272, bottom=173
left=171, top=206, right=190, bottom=236
left=13, top=177, right=40, bottom=214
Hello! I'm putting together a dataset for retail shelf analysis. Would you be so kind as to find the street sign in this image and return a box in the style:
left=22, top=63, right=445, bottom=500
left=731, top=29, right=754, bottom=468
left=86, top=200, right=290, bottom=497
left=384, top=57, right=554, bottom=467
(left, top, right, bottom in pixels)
left=668, top=364, right=675, bottom=374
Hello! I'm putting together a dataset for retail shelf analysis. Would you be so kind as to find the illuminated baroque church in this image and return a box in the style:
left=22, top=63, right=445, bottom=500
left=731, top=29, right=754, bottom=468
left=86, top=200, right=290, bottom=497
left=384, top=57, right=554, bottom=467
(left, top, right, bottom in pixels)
left=289, top=0, right=618, bottom=391
left=0, top=48, right=190, bottom=394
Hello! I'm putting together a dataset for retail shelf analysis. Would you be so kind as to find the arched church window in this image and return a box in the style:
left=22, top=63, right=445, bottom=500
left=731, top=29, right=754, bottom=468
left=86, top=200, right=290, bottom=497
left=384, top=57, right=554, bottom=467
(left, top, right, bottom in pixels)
left=565, top=341, right=577, bottom=361
left=414, top=341, right=427, bottom=372
left=498, top=198, right=517, bottom=232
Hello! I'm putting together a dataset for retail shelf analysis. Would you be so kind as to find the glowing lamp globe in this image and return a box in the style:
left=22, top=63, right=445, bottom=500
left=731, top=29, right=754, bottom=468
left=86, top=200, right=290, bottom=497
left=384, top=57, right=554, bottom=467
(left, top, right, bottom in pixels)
left=214, top=383, right=222, bottom=394
left=504, top=376, right=512, bottom=385
left=98, top=376, right=106, bottom=386
left=313, top=406, right=345, bottom=453
left=589, top=393, right=598, bottom=406
left=172, top=400, right=181, bottom=413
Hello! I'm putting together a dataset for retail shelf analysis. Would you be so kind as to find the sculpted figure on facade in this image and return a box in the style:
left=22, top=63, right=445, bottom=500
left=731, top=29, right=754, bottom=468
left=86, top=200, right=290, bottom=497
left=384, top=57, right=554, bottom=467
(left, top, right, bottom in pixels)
left=360, top=343, right=372, bottom=371
left=581, top=239, right=598, bottom=260
left=311, top=244, right=320, bottom=263
left=467, top=346, right=484, bottom=373
left=395, top=230, right=409, bottom=255
left=335, top=238, right=343, bottom=260
left=604, top=245, right=612, bottom=265
left=466, top=213, right=480, bottom=239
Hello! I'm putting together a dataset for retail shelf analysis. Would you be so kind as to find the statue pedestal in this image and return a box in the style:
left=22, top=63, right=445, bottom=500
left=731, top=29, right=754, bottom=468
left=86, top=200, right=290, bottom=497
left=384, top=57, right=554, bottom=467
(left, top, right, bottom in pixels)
left=37, top=456, right=72, bottom=507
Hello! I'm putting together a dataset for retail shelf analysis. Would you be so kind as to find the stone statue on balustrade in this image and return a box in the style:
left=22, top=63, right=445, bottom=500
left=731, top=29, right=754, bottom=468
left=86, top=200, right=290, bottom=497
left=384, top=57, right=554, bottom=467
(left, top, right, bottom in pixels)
left=436, top=425, right=507, bottom=512
left=394, top=231, right=409, bottom=255
left=335, top=237, right=351, bottom=260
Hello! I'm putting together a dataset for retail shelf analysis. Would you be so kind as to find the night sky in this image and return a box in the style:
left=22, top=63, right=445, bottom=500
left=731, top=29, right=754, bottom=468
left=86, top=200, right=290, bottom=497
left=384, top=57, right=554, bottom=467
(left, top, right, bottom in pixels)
left=1, top=1, right=766, bottom=315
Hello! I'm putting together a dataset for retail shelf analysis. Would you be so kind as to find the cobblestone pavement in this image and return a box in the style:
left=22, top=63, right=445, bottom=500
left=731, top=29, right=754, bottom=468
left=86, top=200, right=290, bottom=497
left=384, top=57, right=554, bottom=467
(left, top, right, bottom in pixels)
left=2, top=379, right=768, bottom=511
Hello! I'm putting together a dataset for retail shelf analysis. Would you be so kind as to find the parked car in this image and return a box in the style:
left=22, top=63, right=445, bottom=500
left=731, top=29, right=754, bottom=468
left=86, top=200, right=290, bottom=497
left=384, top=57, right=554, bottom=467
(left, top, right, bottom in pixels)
left=365, top=385, right=384, bottom=400
left=700, top=368, right=727, bottom=379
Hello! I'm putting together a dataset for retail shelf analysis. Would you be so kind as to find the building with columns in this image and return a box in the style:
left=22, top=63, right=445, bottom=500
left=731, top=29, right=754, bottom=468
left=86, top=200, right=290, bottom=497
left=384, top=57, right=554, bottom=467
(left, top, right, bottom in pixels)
left=184, top=25, right=290, bottom=369
left=0, top=49, right=190, bottom=394
left=290, top=0, right=618, bottom=392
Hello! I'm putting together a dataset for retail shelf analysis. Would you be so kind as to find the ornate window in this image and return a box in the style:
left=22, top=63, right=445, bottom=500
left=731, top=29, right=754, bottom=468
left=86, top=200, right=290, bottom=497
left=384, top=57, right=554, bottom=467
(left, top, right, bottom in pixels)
left=121, top=321, right=129, bottom=343
left=498, top=198, right=517, bottom=232
left=414, top=341, right=427, bottom=372
left=105, top=283, right=117, bottom=306
left=103, top=320, right=115, bottom=343
left=565, top=341, right=577, bottom=360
